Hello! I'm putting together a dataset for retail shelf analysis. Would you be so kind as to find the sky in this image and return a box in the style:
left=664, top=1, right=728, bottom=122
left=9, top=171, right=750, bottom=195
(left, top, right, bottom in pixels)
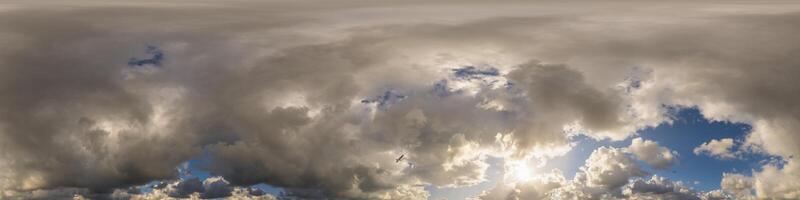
left=1, top=0, right=800, bottom=200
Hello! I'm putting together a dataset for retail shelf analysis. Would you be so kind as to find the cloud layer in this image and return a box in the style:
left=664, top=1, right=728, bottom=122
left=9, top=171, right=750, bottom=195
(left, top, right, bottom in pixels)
left=2, top=0, right=800, bottom=199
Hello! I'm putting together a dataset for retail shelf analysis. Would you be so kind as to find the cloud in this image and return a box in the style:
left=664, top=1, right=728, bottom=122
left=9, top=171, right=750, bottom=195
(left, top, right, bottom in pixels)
left=702, top=160, right=800, bottom=199
left=694, top=138, right=737, bottom=160
left=0, top=187, right=88, bottom=200
left=506, top=61, right=633, bottom=141
left=0, top=8, right=197, bottom=192
left=752, top=159, right=800, bottom=199
left=475, top=144, right=732, bottom=200
left=472, top=169, right=566, bottom=200
left=623, top=175, right=741, bottom=200
left=475, top=146, right=648, bottom=200
left=628, top=138, right=678, bottom=169
left=719, top=173, right=755, bottom=200
left=90, top=176, right=276, bottom=200
left=580, top=147, right=647, bottom=190
left=2, top=1, right=800, bottom=199
left=148, top=176, right=236, bottom=199
left=168, top=177, right=204, bottom=198
left=623, top=175, right=702, bottom=200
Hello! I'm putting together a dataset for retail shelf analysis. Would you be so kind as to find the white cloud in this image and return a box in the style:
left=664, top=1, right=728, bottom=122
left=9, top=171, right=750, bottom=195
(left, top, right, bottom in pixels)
left=104, top=177, right=278, bottom=200
left=476, top=146, right=650, bottom=200
left=720, top=173, right=755, bottom=200
left=472, top=169, right=566, bottom=200
left=581, top=147, right=647, bottom=190
left=694, top=138, right=737, bottom=160
left=752, top=158, right=800, bottom=199
left=710, top=159, right=800, bottom=199
left=628, top=138, right=678, bottom=169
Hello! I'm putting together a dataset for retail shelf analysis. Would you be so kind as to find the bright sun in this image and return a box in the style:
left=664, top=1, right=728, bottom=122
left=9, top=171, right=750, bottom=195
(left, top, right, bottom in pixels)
left=511, top=162, right=535, bottom=182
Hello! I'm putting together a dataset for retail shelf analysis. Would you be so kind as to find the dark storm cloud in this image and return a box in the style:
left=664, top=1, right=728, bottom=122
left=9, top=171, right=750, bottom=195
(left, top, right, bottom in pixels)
left=0, top=8, right=196, bottom=193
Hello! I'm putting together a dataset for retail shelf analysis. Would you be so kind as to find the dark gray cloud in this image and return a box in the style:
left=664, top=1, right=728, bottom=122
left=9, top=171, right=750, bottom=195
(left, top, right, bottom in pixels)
left=623, top=176, right=703, bottom=200
left=0, top=8, right=198, bottom=193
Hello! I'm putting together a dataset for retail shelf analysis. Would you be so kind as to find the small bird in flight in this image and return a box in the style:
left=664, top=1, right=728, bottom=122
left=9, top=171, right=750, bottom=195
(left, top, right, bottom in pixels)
left=395, top=154, right=405, bottom=163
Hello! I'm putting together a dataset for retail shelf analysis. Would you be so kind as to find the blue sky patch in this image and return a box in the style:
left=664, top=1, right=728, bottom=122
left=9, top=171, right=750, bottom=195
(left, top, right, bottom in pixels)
left=452, top=66, right=500, bottom=80
left=128, top=45, right=164, bottom=67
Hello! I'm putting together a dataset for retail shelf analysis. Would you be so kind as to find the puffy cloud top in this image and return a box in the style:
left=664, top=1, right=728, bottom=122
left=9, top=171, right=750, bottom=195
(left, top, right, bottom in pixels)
left=694, top=138, right=737, bottom=160
left=628, top=138, right=678, bottom=169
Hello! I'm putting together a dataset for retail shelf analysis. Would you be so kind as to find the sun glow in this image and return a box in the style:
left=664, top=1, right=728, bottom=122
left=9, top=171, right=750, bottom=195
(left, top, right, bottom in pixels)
left=511, top=161, right=536, bottom=182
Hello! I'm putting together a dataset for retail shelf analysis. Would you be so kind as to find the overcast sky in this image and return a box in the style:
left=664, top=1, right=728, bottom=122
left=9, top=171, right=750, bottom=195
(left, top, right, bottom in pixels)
left=2, top=1, right=800, bottom=199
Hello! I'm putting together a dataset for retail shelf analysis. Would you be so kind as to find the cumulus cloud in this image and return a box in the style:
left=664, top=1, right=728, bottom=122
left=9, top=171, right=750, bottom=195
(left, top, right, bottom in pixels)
left=145, top=176, right=236, bottom=199
left=628, top=138, right=678, bottom=169
left=2, top=0, right=800, bottom=199
left=699, top=159, right=800, bottom=200
left=580, top=147, right=647, bottom=190
left=752, top=159, right=800, bottom=199
left=472, top=169, right=566, bottom=200
left=694, top=138, right=737, bottom=160
left=623, top=175, right=702, bottom=200
left=0, top=187, right=89, bottom=200
left=719, top=173, right=755, bottom=200
left=476, top=146, right=649, bottom=200
left=85, top=176, right=278, bottom=200
left=623, top=175, right=740, bottom=200
left=475, top=144, right=728, bottom=200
